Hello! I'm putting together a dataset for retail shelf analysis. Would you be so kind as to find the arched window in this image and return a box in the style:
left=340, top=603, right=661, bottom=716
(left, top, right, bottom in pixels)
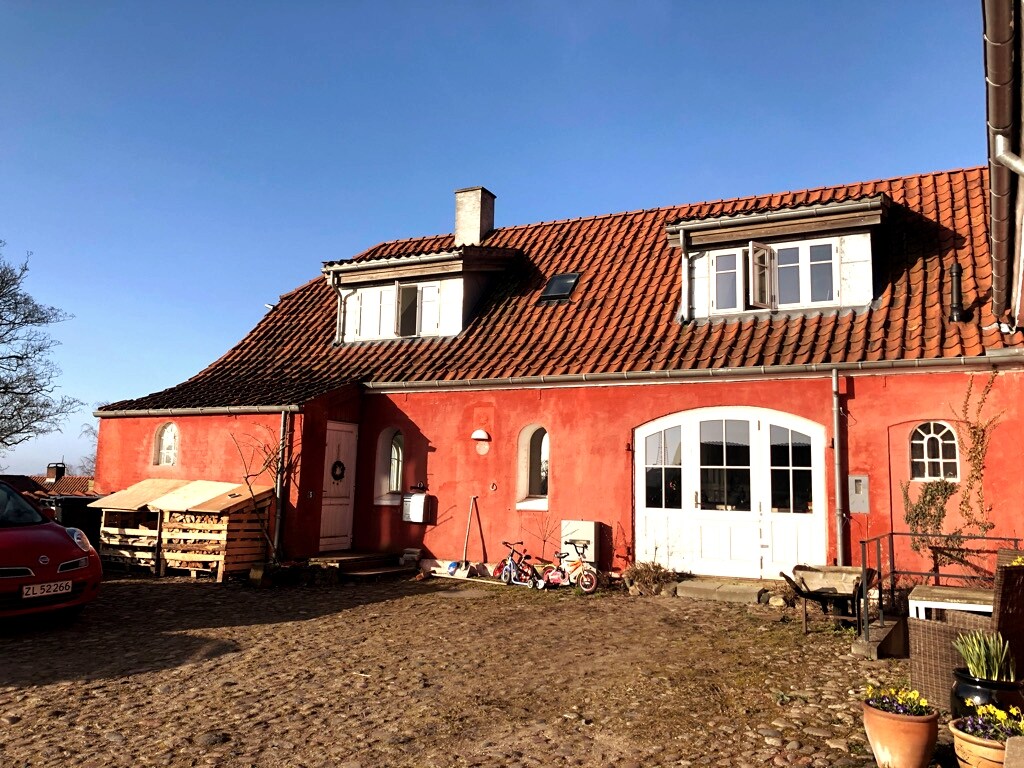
left=529, top=428, right=549, bottom=496
left=389, top=432, right=404, bottom=493
left=154, top=422, right=178, bottom=466
left=374, top=428, right=405, bottom=504
left=517, top=425, right=549, bottom=509
left=910, top=422, right=959, bottom=480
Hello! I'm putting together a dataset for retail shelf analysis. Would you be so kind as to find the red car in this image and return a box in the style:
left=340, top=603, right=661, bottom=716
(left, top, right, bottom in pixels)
left=0, top=481, right=102, bottom=619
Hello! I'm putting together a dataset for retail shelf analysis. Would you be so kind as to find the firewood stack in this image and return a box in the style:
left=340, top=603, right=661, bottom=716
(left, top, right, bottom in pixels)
left=91, top=480, right=275, bottom=582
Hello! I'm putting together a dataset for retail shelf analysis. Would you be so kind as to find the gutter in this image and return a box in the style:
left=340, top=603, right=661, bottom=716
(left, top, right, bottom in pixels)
left=95, top=405, right=302, bottom=418
left=324, top=251, right=460, bottom=275
left=362, top=352, right=1024, bottom=393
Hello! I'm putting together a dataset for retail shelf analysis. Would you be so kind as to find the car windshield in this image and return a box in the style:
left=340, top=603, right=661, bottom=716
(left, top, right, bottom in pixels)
left=0, top=484, right=46, bottom=527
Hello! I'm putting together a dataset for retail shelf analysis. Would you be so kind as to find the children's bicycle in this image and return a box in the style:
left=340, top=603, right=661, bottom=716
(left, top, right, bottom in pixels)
left=497, top=540, right=543, bottom=589
left=540, top=539, right=598, bottom=594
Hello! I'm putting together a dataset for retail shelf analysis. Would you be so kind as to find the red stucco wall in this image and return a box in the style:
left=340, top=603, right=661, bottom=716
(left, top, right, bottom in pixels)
left=95, top=369, right=1024, bottom=573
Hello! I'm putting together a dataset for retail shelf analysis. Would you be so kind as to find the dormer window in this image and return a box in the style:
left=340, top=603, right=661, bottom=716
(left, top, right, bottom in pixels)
left=666, top=195, right=886, bottom=321
left=708, top=237, right=840, bottom=315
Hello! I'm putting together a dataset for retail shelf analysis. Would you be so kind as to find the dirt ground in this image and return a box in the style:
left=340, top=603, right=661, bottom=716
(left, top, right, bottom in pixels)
left=0, top=573, right=934, bottom=767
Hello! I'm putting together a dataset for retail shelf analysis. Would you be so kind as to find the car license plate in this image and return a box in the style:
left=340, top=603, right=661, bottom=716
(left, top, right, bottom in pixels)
left=22, top=581, right=72, bottom=599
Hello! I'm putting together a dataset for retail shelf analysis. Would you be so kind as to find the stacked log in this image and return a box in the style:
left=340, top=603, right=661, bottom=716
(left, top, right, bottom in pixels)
left=160, top=499, right=271, bottom=582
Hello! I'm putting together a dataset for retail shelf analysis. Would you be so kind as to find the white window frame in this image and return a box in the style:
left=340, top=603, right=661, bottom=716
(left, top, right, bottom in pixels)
left=154, top=422, right=178, bottom=466
left=374, top=428, right=405, bottom=505
left=710, top=249, right=747, bottom=313
left=396, top=281, right=443, bottom=338
left=910, top=422, right=960, bottom=481
left=515, top=425, right=549, bottom=511
left=708, top=236, right=841, bottom=315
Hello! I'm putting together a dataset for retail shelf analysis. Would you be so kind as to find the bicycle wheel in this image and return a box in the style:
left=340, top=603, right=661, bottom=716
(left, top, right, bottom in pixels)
left=540, top=564, right=560, bottom=587
left=492, top=559, right=507, bottom=580
left=518, top=562, right=539, bottom=587
left=500, top=563, right=513, bottom=585
left=577, top=569, right=598, bottom=595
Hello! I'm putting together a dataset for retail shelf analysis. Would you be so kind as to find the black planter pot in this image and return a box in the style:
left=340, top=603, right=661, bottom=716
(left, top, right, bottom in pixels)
left=950, top=667, right=1024, bottom=718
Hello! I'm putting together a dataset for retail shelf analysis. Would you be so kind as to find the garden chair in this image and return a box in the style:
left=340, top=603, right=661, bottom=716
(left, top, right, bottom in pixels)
left=908, top=562, right=1024, bottom=708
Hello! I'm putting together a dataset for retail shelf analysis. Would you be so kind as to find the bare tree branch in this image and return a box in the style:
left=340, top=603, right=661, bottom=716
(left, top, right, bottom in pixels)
left=0, top=241, right=83, bottom=456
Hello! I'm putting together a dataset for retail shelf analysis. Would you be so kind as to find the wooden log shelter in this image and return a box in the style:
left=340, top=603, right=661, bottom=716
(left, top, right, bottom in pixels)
left=89, top=479, right=274, bottom=581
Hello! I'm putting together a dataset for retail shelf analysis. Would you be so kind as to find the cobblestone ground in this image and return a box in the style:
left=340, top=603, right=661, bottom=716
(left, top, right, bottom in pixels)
left=0, top=574, right=958, bottom=768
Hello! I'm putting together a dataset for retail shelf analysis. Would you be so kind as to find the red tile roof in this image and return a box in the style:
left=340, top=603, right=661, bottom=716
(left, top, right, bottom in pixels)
left=0, top=474, right=96, bottom=499
left=27, top=475, right=96, bottom=497
left=102, top=167, right=1022, bottom=411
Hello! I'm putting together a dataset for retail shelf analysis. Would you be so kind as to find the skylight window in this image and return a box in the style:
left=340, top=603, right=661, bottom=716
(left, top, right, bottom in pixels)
left=539, top=272, right=581, bottom=303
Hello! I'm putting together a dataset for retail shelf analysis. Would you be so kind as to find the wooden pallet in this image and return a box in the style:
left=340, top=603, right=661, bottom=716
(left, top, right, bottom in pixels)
left=99, top=508, right=161, bottom=571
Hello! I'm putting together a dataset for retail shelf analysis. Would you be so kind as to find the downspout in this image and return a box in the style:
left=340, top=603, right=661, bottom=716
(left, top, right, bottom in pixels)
left=832, top=368, right=846, bottom=566
left=675, top=234, right=692, bottom=323
left=985, top=0, right=1019, bottom=323
left=330, top=274, right=355, bottom=344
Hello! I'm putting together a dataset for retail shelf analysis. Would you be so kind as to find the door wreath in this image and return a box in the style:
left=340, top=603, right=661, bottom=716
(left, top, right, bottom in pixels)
left=330, top=460, right=346, bottom=482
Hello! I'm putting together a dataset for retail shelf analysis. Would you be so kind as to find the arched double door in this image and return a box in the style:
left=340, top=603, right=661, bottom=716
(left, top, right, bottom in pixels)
left=634, top=407, right=827, bottom=578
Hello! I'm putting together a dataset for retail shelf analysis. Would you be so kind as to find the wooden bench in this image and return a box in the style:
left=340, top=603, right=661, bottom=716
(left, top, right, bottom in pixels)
left=908, top=584, right=994, bottom=619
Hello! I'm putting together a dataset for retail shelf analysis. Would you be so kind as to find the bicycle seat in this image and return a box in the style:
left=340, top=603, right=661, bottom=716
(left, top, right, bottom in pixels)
left=554, top=552, right=568, bottom=559
left=522, top=554, right=532, bottom=560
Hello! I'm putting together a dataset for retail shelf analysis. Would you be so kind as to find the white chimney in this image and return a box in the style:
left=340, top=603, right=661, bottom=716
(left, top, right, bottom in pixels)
left=454, top=186, right=496, bottom=246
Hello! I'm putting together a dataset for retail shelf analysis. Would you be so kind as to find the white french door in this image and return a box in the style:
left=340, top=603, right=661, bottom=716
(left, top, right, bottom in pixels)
left=634, top=407, right=827, bottom=579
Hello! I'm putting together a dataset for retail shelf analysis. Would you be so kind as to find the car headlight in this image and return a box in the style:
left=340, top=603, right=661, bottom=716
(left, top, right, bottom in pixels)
left=65, top=527, right=91, bottom=552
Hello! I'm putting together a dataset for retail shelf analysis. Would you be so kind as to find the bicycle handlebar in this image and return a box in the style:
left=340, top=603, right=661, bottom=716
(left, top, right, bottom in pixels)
left=501, top=540, right=524, bottom=547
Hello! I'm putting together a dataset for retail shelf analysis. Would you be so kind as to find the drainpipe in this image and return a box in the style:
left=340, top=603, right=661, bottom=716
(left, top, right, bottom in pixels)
left=832, top=369, right=846, bottom=566
left=273, top=410, right=291, bottom=559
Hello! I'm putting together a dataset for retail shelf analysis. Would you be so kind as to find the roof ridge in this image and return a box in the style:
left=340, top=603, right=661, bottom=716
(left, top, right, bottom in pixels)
left=349, top=166, right=989, bottom=258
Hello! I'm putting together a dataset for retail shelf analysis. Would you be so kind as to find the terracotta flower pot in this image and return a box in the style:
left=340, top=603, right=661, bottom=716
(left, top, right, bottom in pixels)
left=862, top=702, right=939, bottom=768
left=948, top=718, right=1006, bottom=768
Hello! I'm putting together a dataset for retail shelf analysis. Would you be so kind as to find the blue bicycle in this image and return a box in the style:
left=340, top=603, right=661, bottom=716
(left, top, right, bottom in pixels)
left=498, top=540, right=543, bottom=589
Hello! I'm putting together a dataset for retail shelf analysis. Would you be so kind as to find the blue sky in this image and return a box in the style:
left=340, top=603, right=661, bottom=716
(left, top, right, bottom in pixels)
left=0, top=1, right=985, bottom=473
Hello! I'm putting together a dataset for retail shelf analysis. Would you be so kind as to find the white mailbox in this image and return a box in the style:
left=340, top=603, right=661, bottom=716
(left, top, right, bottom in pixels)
left=402, top=493, right=429, bottom=523
left=560, top=519, right=598, bottom=565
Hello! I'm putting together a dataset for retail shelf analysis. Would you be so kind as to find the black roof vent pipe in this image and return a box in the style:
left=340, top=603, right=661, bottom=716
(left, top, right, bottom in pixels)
left=949, top=262, right=965, bottom=323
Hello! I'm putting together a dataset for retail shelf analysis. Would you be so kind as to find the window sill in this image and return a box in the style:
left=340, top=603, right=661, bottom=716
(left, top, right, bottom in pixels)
left=375, top=493, right=403, bottom=507
left=516, top=497, right=549, bottom=512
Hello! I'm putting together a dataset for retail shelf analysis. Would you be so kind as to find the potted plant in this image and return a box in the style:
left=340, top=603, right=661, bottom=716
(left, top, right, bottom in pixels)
left=948, top=702, right=1024, bottom=767
left=862, top=685, right=939, bottom=768
left=952, top=630, right=1024, bottom=718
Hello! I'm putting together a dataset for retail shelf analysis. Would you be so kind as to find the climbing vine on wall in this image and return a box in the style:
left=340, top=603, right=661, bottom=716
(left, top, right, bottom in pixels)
left=954, top=372, right=998, bottom=537
left=902, top=478, right=958, bottom=553
left=901, top=372, right=1000, bottom=558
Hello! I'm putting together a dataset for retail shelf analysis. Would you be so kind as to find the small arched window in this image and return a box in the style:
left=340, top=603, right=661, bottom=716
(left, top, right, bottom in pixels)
left=529, top=428, right=549, bottom=497
left=389, top=432, right=404, bottom=493
left=374, top=428, right=405, bottom=504
left=516, top=425, right=550, bottom=510
left=155, top=422, right=178, bottom=466
left=910, top=422, right=959, bottom=480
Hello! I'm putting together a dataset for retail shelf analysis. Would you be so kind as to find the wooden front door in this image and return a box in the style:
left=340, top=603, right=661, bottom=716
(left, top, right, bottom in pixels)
left=320, top=421, right=358, bottom=552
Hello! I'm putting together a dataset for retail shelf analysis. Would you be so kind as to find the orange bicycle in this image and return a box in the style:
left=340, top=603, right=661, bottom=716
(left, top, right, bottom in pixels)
left=540, top=540, right=598, bottom=594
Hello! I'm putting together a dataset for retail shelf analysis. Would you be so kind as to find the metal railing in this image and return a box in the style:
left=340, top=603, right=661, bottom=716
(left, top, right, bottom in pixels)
left=858, top=532, right=1022, bottom=642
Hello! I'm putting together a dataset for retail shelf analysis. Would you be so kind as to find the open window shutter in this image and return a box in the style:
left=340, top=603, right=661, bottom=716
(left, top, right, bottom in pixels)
left=748, top=240, right=774, bottom=309
left=348, top=291, right=362, bottom=340
left=419, top=284, right=439, bottom=334
left=393, top=281, right=402, bottom=336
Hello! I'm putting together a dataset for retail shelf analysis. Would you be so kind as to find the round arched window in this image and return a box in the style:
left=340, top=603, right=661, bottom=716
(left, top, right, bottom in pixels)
left=910, top=422, right=959, bottom=480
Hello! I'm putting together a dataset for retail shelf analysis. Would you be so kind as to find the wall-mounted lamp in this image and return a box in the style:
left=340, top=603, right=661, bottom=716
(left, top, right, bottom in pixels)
left=470, top=429, right=491, bottom=441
